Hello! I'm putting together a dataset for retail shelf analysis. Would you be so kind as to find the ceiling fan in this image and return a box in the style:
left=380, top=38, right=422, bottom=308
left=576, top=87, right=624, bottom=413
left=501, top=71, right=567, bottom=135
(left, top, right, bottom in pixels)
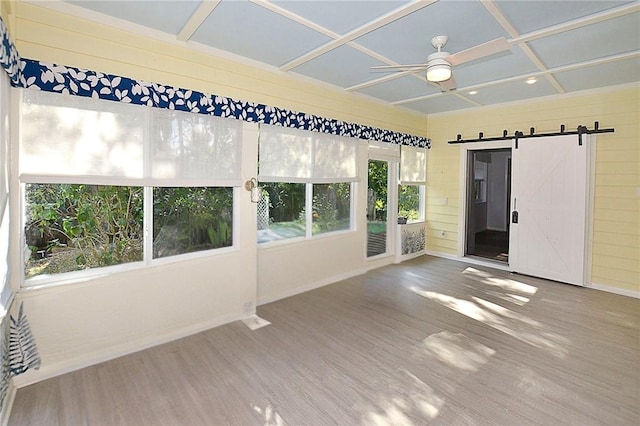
left=371, top=35, right=511, bottom=91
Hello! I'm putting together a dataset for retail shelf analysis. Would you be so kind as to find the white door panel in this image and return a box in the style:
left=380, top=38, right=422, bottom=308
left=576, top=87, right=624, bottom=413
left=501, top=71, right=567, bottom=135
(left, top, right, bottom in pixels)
left=509, top=135, right=588, bottom=285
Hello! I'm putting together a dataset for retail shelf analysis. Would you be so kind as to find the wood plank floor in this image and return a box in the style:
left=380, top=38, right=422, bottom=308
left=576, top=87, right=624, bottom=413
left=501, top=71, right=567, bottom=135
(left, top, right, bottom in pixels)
left=9, top=256, right=640, bottom=425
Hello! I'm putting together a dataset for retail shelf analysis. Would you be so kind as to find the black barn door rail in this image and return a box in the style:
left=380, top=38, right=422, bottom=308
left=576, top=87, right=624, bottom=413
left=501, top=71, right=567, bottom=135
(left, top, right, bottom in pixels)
left=448, top=121, right=615, bottom=147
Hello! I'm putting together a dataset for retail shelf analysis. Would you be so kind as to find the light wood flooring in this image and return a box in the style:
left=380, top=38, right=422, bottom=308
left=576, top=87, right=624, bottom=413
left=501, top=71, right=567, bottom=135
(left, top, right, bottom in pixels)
left=9, top=256, right=640, bottom=425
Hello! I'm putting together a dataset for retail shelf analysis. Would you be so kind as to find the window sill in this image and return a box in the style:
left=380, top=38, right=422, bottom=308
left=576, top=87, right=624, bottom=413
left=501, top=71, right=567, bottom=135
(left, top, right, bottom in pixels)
left=21, top=245, right=239, bottom=292
left=258, top=228, right=356, bottom=251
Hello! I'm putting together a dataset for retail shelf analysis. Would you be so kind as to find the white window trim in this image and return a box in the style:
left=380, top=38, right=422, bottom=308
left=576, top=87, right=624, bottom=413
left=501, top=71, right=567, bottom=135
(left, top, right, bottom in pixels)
left=257, top=181, right=356, bottom=246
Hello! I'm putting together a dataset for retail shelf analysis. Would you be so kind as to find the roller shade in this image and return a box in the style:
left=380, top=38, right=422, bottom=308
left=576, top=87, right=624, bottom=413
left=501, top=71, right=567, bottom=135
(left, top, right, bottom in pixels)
left=259, top=124, right=358, bottom=183
left=400, top=145, right=427, bottom=184
left=20, top=90, right=242, bottom=187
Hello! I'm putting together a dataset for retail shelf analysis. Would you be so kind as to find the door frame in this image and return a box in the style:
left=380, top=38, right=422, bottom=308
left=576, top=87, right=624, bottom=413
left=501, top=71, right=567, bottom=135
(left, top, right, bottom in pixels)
left=366, top=142, right=399, bottom=265
left=457, top=140, right=512, bottom=262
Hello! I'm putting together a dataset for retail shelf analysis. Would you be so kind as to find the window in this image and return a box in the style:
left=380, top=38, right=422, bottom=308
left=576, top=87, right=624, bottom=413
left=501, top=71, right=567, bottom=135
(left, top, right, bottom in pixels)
left=258, top=182, right=306, bottom=243
left=24, top=184, right=143, bottom=278
left=153, top=187, right=232, bottom=258
left=257, top=124, right=357, bottom=244
left=398, top=146, right=427, bottom=223
left=20, top=91, right=242, bottom=281
left=398, top=184, right=425, bottom=222
left=312, top=183, right=351, bottom=235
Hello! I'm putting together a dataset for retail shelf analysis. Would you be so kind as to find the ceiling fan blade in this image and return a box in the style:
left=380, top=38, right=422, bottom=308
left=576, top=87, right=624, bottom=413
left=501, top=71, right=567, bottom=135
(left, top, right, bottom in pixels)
left=448, top=37, right=511, bottom=66
left=437, top=75, right=457, bottom=91
left=370, top=63, right=427, bottom=70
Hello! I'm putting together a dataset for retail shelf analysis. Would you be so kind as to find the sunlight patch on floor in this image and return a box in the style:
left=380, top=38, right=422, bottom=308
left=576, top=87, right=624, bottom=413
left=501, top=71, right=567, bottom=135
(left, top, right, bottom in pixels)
left=462, top=267, right=538, bottom=295
left=485, top=290, right=530, bottom=306
left=252, top=403, right=284, bottom=426
left=420, top=331, right=495, bottom=372
left=363, top=368, right=445, bottom=425
left=473, top=297, right=541, bottom=327
left=410, top=287, right=569, bottom=358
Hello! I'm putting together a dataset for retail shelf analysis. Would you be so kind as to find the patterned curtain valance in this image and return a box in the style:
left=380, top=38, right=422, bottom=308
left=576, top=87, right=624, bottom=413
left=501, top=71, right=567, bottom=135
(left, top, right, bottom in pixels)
left=0, top=18, right=21, bottom=86
left=0, top=17, right=429, bottom=148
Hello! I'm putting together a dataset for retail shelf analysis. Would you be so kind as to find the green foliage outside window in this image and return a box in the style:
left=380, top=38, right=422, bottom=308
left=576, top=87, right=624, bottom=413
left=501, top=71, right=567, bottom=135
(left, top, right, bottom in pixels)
left=398, top=185, right=422, bottom=221
left=153, top=187, right=232, bottom=258
left=24, top=184, right=234, bottom=278
left=25, top=184, right=143, bottom=278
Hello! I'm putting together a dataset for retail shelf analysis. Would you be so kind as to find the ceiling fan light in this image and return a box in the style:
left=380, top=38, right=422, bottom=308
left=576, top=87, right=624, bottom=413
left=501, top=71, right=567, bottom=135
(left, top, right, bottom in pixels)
left=426, top=61, right=451, bottom=82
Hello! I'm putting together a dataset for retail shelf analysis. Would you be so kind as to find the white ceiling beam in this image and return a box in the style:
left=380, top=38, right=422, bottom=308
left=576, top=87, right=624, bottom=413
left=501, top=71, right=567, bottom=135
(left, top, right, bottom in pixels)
left=482, top=0, right=566, bottom=95
left=346, top=70, right=421, bottom=91
left=177, top=0, right=221, bottom=42
left=392, top=50, right=640, bottom=105
left=510, top=2, right=640, bottom=45
left=252, top=0, right=430, bottom=86
left=278, top=0, right=438, bottom=72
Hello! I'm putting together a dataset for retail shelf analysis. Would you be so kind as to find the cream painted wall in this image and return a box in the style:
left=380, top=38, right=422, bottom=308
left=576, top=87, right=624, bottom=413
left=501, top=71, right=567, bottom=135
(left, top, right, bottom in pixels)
left=426, top=86, right=640, bottom=294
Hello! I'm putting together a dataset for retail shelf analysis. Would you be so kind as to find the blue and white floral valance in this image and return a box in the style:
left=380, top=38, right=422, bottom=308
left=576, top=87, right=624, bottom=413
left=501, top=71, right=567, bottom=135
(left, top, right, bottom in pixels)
left=0, top=17, right=429, bottom=148
left=0, top=18, right=21, bottom=86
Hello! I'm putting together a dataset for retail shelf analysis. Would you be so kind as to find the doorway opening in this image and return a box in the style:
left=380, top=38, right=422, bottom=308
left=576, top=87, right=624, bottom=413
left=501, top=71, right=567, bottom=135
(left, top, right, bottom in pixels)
left=465, top=148, right=512, bottom=263
left=367, top=159, right=389, bottom=257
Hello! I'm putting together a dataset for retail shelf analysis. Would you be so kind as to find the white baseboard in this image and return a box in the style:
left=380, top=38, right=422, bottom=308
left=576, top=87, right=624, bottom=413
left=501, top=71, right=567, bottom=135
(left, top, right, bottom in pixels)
left=12, top=310, right=249, bottom=388
left=425, top=250, right=511, bottom=271
left=395, top=250, right=426, bottom=264
left=1, top=381, right=16, bottom=426
left=589, top=282, right=640, bottom=299
left=257, top=267, right=367, bottom=306
left=426, top=250, right=639, bottom=298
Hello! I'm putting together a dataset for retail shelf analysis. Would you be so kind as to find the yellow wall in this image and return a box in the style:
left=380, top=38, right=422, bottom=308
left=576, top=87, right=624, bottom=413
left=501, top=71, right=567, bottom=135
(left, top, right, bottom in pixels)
left=13, top=1, right=427, bottom=138
left=426, top=86, right=640, bottom=293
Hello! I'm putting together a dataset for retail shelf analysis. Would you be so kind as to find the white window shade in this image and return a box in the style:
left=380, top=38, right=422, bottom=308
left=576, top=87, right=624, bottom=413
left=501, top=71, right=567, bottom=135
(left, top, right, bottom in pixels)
left=400, top=145, right=427, bottom=184
left=259, top=124, right=358, bottom=183
left=20, top=90, right=145, bottom=184
left=20, top=91, right=242, bottom=187
left=149, top=109, right=242, bottom=187
left=312, top=133, right=358, bottom=182
left=258, top=125, right=313, bottom=182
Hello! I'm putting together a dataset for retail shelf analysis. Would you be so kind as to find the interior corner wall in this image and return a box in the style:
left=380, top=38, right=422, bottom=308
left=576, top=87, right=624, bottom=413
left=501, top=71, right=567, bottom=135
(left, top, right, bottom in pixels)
left=426, top=85, right=640, bottom=295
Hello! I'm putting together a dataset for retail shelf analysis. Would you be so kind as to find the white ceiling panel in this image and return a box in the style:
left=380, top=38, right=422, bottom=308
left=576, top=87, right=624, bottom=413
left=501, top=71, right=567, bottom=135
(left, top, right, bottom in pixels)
left=39, top=0, right=640, bottom=116
left=356, top=74, right=440, bottom=103
left=270, top=0, right=410, bottom=34
left=494, top=0, right=634, bottom=35
left=528, top=13, right=640, bottom=69
left=65, top=0, right=201, bottom=35
left=355, top=0, right=510, bottom=67
left=402, top=95, right=476, bottom=115
left=452, top=47, right=539, bottom=88
left=469, top=78, right=558, bottom=106
left=292, top=45, right=392, bottom=88
left=553, top=56, right=640, bottom=92
left=190, top=0, right=332, bottom=67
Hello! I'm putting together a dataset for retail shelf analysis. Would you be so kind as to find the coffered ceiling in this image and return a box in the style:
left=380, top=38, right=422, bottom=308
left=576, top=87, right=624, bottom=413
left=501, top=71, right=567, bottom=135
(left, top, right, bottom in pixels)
left=31, top=0, right=640, bottom=115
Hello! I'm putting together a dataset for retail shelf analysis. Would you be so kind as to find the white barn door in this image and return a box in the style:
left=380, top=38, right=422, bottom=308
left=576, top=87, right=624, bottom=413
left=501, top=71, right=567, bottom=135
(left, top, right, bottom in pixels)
left=509, top=134, right=589, bottom=286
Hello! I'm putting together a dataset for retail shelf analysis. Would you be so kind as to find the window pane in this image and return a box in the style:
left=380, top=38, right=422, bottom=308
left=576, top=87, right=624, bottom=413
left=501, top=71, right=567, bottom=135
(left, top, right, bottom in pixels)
left=153, top=187, right=233, bottom=258
left=24, top=184, right=143, bottom=278
left=312, top=183, right=351, bottom=235
left=399, top=185, right=424, bottom=222
left=257, top=182, right=305, bottom=243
